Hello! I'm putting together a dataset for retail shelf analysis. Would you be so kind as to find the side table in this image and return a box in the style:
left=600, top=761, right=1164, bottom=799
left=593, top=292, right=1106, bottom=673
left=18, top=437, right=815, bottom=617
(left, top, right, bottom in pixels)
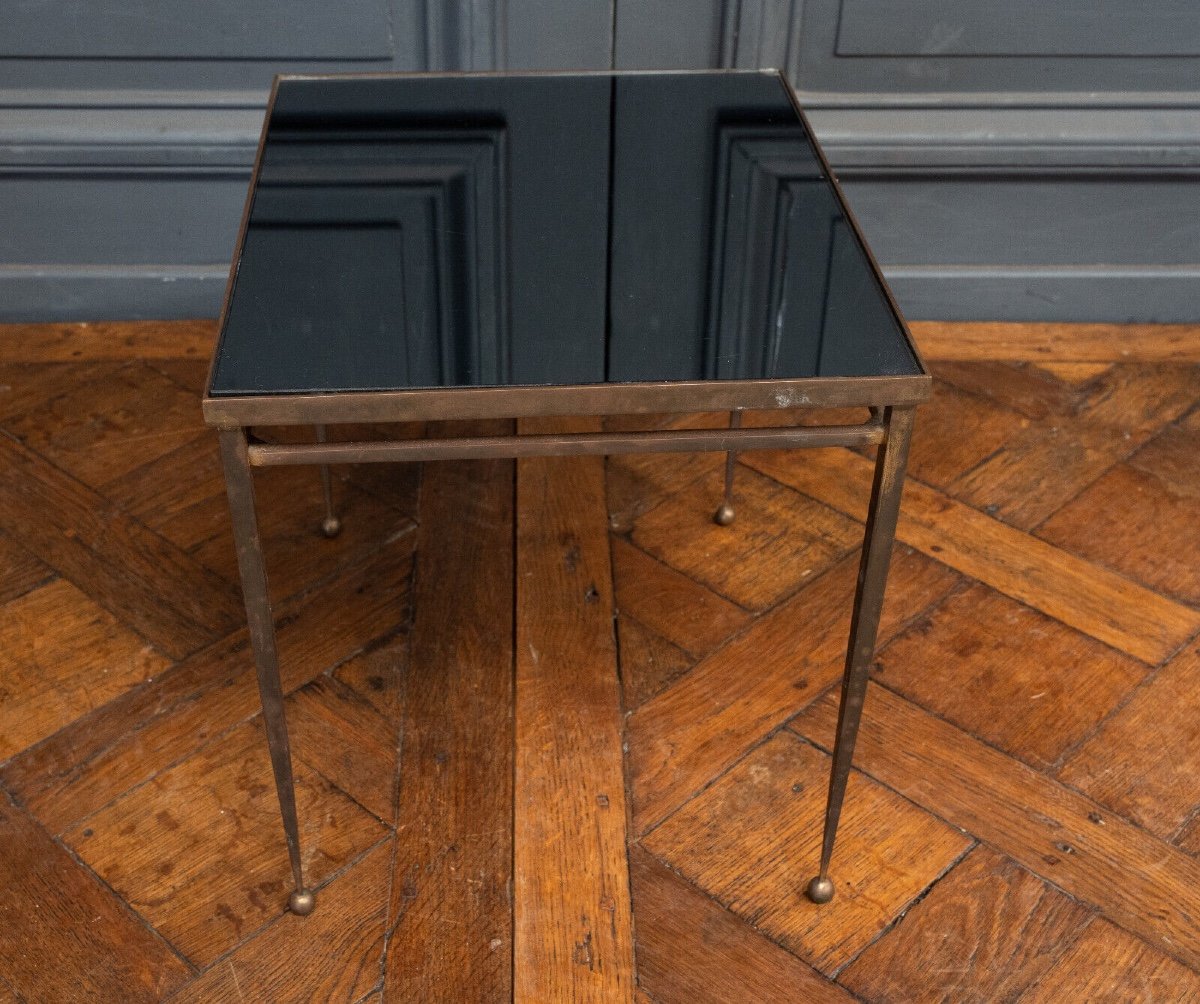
left=203, top=69, right=930, bottom=916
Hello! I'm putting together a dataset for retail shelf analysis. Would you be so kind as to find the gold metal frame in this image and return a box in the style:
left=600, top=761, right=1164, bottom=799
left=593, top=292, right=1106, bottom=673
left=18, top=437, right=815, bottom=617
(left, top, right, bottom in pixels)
left=205, top=69, right=930, bottom=916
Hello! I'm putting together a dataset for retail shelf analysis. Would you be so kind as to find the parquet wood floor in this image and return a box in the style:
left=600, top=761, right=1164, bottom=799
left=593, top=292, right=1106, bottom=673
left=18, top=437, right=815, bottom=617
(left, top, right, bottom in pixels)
left=0, top=320, right=1197, bottom=1002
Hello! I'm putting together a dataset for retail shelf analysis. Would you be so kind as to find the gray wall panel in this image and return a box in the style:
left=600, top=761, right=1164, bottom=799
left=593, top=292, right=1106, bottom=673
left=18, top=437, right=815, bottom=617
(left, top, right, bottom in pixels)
left=0, top=0, right=1198, bottom=323
left=3, top=0, right=393, bottom=59
left=797, top=0, right=1200, bottom=92
left=837, top=1, right=1200, bottom=57
left=839, top=177, right=1200, bottom=267
left=0, top=175, right=247, bottom=264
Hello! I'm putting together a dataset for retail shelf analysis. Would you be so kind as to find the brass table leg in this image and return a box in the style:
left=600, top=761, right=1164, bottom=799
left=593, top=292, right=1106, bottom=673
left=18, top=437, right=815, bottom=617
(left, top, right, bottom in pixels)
left=314, top=425, right=341, bottom=538
left=713, top=410, right=742, bottom=526
left=807, top=405, right=915, bottom=904
left=218, top=427, right=316, bottom=916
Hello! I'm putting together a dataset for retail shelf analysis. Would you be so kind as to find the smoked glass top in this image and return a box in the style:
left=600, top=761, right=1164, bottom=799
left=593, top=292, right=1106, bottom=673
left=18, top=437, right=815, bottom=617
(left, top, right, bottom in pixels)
left=209, top=71, right=921, bottom=397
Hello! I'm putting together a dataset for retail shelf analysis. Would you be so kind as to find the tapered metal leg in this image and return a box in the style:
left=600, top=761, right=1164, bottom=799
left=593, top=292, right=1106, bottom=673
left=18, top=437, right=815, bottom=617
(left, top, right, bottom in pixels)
left=218, top=427, right=316, bottom=916
left=314, top=425, right=341, bottom=538
left=713, top=410, right=742, bottom=526
left=806, top=406, right=915, bottom=905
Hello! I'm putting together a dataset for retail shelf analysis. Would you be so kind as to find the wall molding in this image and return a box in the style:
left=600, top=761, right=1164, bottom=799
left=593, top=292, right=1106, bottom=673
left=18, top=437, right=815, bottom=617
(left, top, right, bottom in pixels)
left=2, top=75, right=1199, bottom=321
left=885, top=265, right=1200, bottom=323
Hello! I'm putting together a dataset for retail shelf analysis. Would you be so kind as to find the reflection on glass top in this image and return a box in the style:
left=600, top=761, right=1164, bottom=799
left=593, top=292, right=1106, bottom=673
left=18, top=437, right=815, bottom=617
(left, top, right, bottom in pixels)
left=210, top=71, right=921, bottom=397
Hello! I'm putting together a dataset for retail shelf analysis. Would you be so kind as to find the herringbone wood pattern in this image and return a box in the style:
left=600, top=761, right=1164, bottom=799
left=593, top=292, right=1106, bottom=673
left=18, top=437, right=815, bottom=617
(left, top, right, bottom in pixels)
left=0, top=321, right=1198, bottom=1002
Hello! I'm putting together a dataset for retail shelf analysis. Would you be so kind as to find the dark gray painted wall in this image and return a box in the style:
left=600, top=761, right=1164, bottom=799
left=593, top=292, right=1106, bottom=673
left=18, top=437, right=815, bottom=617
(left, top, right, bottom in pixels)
left=3, top=0, right=1198, bottom=322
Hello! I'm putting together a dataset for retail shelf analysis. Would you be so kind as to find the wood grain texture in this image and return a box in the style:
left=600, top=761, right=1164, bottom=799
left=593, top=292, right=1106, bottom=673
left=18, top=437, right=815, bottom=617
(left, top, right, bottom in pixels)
left=64, top=716, right=387, bottom=968
left=170, top=840, right=390, bottom=1004
left=0, top=431, right=243, bottom=660
left=0, top=530, right=52, bottom=605
left=1039, top=422, right=1200, bottom=606
left=792, top=686, right=1200, bottom=970
left=946, top=363, right=1196, bottom=529
left=631, top=465, right=859, bottom=611
left=630, top=847, right=854, bottom=1004
left=1058, top=639, right=1200, bottom=839
left=604, top=412, right=726, bottom=532
left=287, top=675, right=397, bottom=824
left=612, top=536, right=752, bottom=658
left=0, top=578, right=170, bottom=761
left=515, top=416, right=635, bottom=1003
left=643, top=731, right=971, bottom=975
left=5, top=361, right=207, bottom=488
left=629, top=548, right=958, bottom=832
left=0, top=791, right=191, bottom=1001
left=0, top=361, right=125, bottom=423
left=1, top=321, right=1198, bottom=999
left=0, top=319, right=216, bottom=363
left=744, top=446, right=1200, bottom=664
left=933, top=360, right=1089, bottom=421
left=902, top=379, right=1022, bottom=490
left=330, top=636, right=407, bottom=728
left=876, top=581, right=1146, bottom=770
left=839, top=846, right=1091, bottom=1002
left=2, top=537, right=415, bottom=833
left=384, top=427, right=515, bottom=1003
left=617, top=615, right=694, bottom=710
left=1020, top=918, right=1200, bottom=1003
left=911, top=322, right=1200, bottom=362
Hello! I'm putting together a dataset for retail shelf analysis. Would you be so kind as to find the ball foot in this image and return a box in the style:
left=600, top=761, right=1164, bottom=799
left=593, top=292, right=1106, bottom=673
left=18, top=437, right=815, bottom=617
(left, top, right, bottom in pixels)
left=713, top=503, right=736, bottom=527
left=289, top=889, right=316, bottom=915
left=806, top=875, right=835, bottom=904
left=320, top=516, right=342, bottom=539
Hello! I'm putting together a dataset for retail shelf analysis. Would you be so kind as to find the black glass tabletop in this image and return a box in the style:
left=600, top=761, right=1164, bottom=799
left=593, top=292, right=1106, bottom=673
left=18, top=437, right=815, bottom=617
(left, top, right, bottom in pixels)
left=208, top=70, right=921, bottom=398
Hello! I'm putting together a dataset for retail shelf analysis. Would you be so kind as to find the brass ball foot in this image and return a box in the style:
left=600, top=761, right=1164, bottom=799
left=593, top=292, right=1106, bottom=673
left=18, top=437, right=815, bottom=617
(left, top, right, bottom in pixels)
left=806, top=875, right=835, bottom=904
left=289, top=889, right=316, bottom=915
left=713, top=503, right=736, bottom=527
left=320, top=516, right=342, bottom=539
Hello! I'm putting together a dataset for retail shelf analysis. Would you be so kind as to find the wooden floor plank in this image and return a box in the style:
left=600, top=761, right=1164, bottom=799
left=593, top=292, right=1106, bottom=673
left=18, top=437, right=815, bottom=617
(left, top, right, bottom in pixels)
left=384, top=429, right=515, bottom=1003
left=839, top=846, right=1091, bottom=1002
left=630, top=847, right=854, bottom=1004
left=4, top=361, right=208, bottom=489
left=643, top=732, right=971, bottom=975
left=629, top=548, right=958, bottom=832
left=0, top=530, right=53, bottom=605
left=631, top=465, right=860, bottom=612
left=287, top=675, right=398, bottom=824
left=1039, top=422, right=1200, bottom=607
left=946, top=363, right=1196, bottom=530
left=63, top=718, right=387, bottom=968
left=1020, top=918, right=1200, bottom=1003
left=617, top=615, right=695, bottom=711
left=2, top=538, right=415, bottom=833
left=0, top=578, right=170, bottom=762
left=876, top=581, right=1146, bottom=771
left=792, top=685, right=1200, bottom=971
left=515, top=417, right=635, bottom=1003
left=0, top=319, right=216, bottom=363
left=612, top=536, right=752, bottom=659
left=0, top=791, right=191, bottom=1001
left=0, top=432, right=243, bottom=660
left=1058, top=639, right=1200, bottom=840
left=168, top=840, right=391, bottom=1003
left=911, top=322, right=1200, bottom=362
left=744, top=447, right=1200, bottom=665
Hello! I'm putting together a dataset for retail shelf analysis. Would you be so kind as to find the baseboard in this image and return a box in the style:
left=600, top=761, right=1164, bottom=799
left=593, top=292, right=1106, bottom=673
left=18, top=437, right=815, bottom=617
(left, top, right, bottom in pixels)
left=885, top=265, right=1200, bottom=323
left=0, top=264, right=228, bottom=322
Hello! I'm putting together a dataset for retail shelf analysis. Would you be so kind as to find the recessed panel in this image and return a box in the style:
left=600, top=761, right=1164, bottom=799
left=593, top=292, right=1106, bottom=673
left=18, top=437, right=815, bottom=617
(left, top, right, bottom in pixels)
left=837, top=0, right=1200, bottom=57
left=0, top=0, right=393, bottom=59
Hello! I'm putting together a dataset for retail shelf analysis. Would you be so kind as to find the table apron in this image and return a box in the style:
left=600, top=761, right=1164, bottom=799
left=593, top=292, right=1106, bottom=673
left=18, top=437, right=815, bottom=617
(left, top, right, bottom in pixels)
left=246, top=421, right=886, bottom=467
